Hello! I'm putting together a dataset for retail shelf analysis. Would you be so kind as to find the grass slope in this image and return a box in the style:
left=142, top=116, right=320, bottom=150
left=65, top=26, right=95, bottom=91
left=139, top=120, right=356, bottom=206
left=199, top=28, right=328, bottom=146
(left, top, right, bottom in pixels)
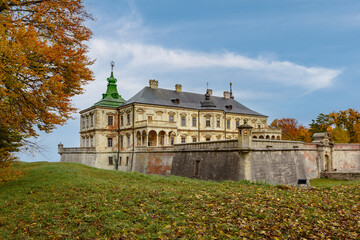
left=0, top=162, right=359, bottom=239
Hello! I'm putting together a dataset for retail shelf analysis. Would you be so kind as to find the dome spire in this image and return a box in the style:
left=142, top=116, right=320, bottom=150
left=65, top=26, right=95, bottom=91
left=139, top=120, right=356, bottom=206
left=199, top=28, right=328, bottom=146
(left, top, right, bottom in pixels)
left=110, top=61, right=115, bottom=77
left=93, top=61, right=125, bottom=107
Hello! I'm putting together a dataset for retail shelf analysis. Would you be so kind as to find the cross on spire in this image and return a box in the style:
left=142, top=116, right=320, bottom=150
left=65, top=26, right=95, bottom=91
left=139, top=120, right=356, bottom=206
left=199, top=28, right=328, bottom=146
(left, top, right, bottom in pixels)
left=110, top=61, right=115, bottom=72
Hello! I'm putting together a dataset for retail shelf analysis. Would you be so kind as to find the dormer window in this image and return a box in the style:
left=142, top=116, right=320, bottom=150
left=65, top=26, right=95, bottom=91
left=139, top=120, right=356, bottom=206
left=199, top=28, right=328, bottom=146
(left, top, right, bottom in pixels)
left=171, top=98, right=180, bottom=103
left=225, top=105, right=233, bottom=110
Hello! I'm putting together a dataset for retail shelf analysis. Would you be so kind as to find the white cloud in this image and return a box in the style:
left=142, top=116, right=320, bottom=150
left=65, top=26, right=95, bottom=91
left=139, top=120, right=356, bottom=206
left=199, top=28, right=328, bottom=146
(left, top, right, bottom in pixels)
left=89, top=39, right=341, bottom=90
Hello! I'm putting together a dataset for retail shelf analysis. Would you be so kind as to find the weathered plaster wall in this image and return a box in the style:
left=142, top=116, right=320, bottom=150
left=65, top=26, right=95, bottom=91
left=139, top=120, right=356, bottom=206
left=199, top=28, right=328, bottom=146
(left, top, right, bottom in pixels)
left=303, top=144, right=320, bottom=179
left=332, top=144, right=360, bottom=171
left=133, top=147, right=174, bottom=176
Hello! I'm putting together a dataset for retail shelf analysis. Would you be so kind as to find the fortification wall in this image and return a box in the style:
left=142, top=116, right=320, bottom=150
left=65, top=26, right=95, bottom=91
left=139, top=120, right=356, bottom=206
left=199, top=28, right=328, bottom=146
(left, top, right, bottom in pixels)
left=250, top=150, right=307, bottom=185
left=59, top=146, right=97, bottom=167
left=171, top=140, right=307, bottom=185
left=172, top=150, right=242, bottom=181
left=133, top=146, right=174, bottom=176
left=332, top=144, right=360, bottom=171
left=58, top=133, right=360, bottom=184
left=303, top=143, right=320, bottom=179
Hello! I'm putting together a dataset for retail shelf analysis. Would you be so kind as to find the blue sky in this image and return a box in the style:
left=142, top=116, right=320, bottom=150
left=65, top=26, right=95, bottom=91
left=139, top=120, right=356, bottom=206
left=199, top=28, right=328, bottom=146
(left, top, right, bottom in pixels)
left=20, top=0, right=360, bottom=161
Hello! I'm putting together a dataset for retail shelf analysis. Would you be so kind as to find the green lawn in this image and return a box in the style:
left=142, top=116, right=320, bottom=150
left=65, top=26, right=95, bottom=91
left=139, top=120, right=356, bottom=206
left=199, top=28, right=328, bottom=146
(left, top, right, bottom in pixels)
left=0, top=162, right=359, bottom=239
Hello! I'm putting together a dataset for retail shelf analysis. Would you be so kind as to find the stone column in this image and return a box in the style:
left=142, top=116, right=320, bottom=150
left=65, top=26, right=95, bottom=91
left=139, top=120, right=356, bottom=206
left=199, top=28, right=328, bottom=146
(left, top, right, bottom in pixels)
left=156, top=132, right=159, bottom=146
left=237, top=124, right=254, bottom=181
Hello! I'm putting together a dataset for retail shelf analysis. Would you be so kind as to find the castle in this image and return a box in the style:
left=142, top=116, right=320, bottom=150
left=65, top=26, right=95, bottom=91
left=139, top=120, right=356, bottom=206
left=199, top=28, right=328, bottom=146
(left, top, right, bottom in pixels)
left=59, top=67, right=360, bottom=185
left=71, top=67, right=281, bottom=170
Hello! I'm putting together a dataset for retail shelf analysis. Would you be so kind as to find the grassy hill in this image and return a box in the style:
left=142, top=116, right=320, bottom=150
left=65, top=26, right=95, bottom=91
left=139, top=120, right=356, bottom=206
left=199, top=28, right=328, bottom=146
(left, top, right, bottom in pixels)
left=0, top=162, right=359, bottom=239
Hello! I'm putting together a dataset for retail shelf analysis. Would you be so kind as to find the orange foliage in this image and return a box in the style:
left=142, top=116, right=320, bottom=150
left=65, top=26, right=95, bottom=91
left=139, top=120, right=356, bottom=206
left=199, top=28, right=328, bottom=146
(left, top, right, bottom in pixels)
left=0, top=0, right=94, bottom=138
left=329, top=109, right=360, bottom=143
left=270, top=118, right=311, bottom=142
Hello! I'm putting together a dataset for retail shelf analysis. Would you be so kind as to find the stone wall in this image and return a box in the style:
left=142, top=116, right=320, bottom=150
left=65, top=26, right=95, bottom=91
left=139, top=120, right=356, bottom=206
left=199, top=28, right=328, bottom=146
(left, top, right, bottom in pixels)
left=58, top=130, right=360, bottom=184
left=332, top=144, right=360, bottom=172
left=321, top=172, right=360, bottom=180
left=133, top=146, right=174, bottom=176
left=171, top=139, right=308, bottom=185
left=250, top=150, right=307, bottom=185
left=58, top=145, right=97, bottom=167
left=303, top=143, right=320, bottom=179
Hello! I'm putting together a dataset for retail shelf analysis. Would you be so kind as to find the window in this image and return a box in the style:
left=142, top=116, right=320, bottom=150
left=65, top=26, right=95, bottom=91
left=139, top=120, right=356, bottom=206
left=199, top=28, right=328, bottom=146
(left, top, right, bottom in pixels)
left=120, top=136, right=124, bottom=148
left=181, top=137, right=186, bottom=143
left=108, top=116, right=113, bottom=126
left=216, top=118, right=220, bottom=128
left=170, top=137, right=174, bottom=145
left=82, top=137, right=85, bottom=147
left=90, top=115, right=93, bottom=127
left=107, top=137, right=113, bottom=147
left=181, top=116, right=186, bottom=126
left=119, top=157, right=122, bottom=166
left=127, top=135, right=130, bottom=147
left=86, top=137, right=89, bottom=147
left=169, top=115, right=174, bottom=122
left=82, top=117, right=85, bottom=129
left=120, top=115, right=124, bottom=126
left=90, top=136, right=93, bottom=147
left=126, top=156, right=129, bottom=166
left=108, top=157, right=113, bottom=165
left=206, top=137, right=211, bottom=142
left=192, top=137, right=197, bottom=143
left=236, top=120, right=240, bottom=128
left=206, top=117, right=211, bottom=127
left=127, top=113, right=131, bottom=125
left=258, top=124, right=261, bottom=129
left=227, top=119, right=231, bottom=129
left=86, top=116, right=89, bottom=127
left=192, top=117, right=197, bottom=127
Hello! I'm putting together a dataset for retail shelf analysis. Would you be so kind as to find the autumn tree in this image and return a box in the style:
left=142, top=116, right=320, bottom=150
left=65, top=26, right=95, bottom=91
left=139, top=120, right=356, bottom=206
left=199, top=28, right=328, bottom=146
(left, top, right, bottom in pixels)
left=309, top=113, right=333, bottom=134
left=0, top=0, right=94, bottom=160
left=330, top=109, right=360, bottom=143
left=0, top=124, right=23, bottom=181
left=270, top=118, right=311, bottom=142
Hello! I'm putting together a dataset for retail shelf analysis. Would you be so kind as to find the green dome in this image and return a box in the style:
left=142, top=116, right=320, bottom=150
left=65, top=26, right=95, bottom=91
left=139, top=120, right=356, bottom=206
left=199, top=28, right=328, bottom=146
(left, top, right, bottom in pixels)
left=93, top=71, right=125, bottom=108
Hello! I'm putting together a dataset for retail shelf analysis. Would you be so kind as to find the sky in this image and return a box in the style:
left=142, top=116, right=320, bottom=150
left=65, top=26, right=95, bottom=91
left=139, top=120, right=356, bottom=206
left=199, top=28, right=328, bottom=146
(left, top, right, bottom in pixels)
left=20, top=0, right=360, bottom=162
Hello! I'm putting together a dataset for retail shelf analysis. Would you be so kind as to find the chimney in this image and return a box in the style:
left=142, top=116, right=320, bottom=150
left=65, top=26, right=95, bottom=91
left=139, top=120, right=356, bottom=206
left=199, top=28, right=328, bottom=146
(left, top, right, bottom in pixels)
left=175, top=84, right=182, bottom=92
left=149, top=79, right=158, bottom=89
left=207, top=89, right=213, bottom=96
left=224, top=91, right=231, bottom=99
